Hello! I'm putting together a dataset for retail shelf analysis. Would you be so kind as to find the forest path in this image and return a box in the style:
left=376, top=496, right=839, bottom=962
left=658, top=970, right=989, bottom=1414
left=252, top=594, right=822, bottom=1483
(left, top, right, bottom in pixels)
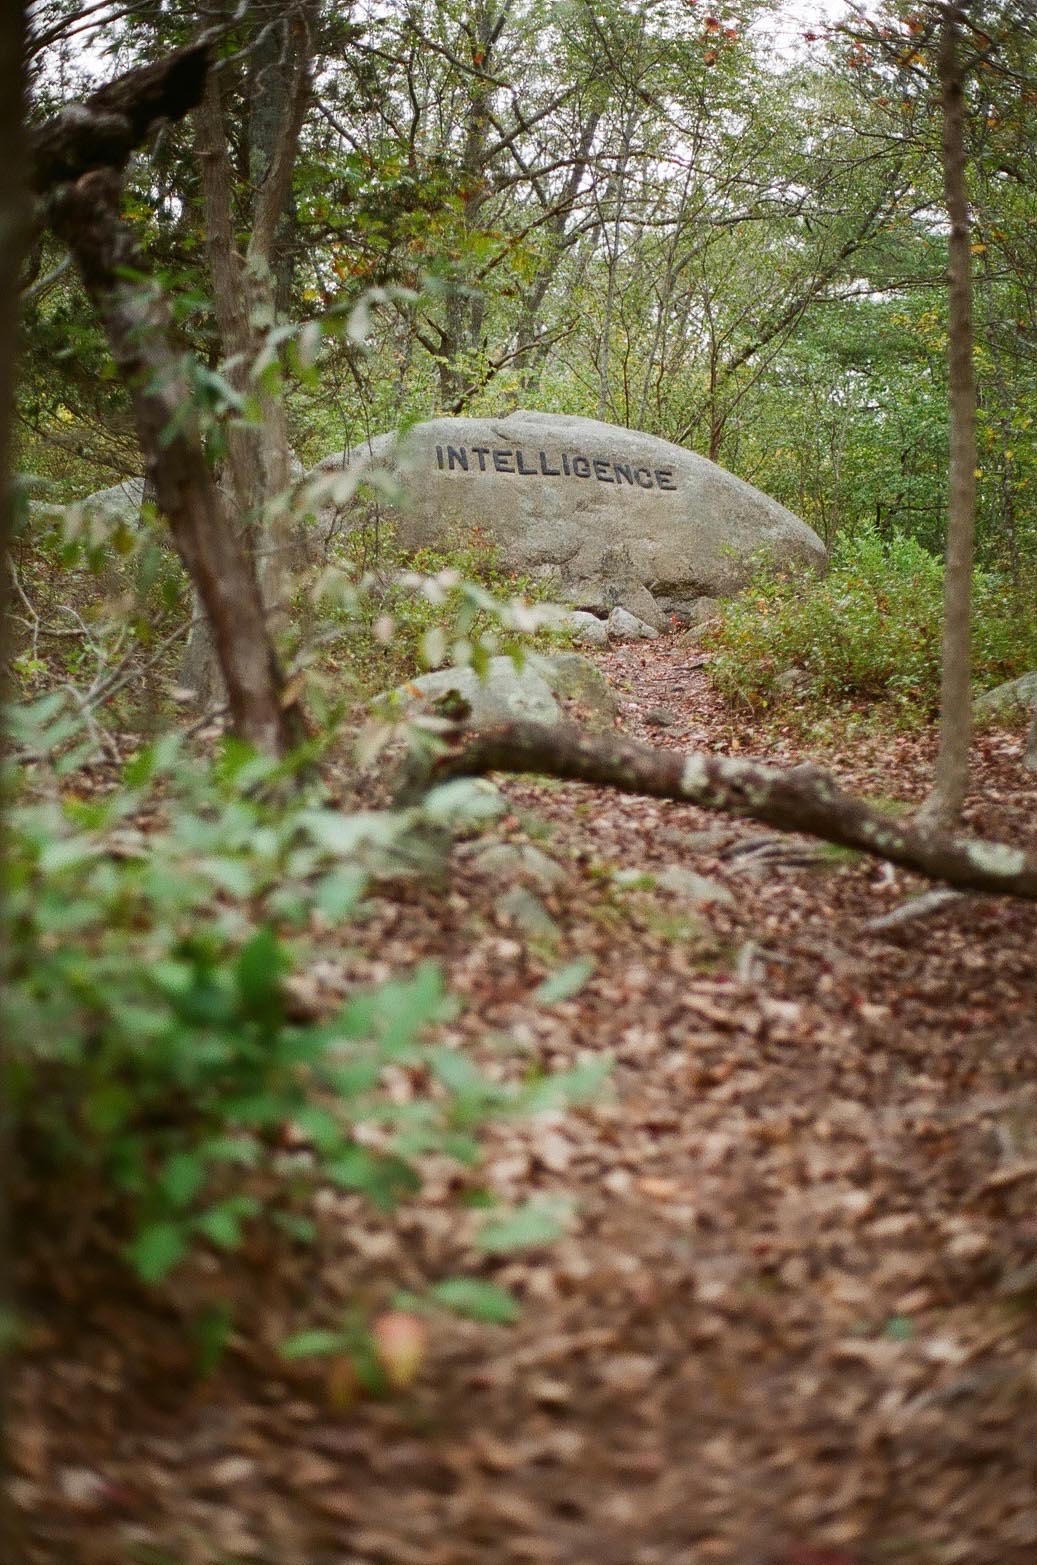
left=12, top=634, right=1037, bottom=1565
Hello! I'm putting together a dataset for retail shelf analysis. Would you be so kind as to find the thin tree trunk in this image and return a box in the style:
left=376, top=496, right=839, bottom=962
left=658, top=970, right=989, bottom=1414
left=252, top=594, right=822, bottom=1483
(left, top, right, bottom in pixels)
left=0, top=6, right=31, bottom=1557
left=596, top=110, right=637, bottom=423
left=921, top=6, right=978, bottom=826
left=193, top=7, right=313, bottom=637
left=437, top=4, right=498, bottom=406
left=50, top=168, right=301, bottom=756
left=243, top=2, right=313, bottom=615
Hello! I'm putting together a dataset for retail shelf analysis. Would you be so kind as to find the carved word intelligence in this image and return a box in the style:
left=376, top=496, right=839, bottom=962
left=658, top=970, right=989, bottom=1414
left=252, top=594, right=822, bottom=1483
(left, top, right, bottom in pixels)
left=434, top=444, right=677, bottom=491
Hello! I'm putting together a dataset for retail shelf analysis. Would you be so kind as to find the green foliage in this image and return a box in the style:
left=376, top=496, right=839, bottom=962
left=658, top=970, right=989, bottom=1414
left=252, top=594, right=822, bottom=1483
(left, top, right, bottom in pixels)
left=707, top=526, right=1037, bottom=725
left=311, top=531, right=565, bottom=701
left=533, top=958, right=596, bottom=1006
left=4, top=715, right=604, bottom=1307
left=426, top=1278, right=520, bottom=1324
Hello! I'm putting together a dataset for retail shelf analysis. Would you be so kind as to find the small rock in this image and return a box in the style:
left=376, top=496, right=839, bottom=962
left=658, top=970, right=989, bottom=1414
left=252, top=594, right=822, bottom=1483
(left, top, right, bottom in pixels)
left=9, top=1479, right=37, bottom=1511
left=974, top=668, right=1037, bottom=716
left=395, top=657, right=560, bottom=726
left=644, top=706, right=677, bottom=727
left=607, top=607, right=659, bottom=642
left=656, top=864, right=734, bottom=907
left=550, top=609, right=608, bottom=646
left=532, top=1378, right=572, bottom=1406
left=660, top=594, right=721, bottom=627
left=775, top=666, right=809, bottom=692
left=500, top=887, right=559, bottom=939
left=390, top=651, right=618, bottom=732
left=473, top=842, right=569, bottom=892
left=609, top=580, right=668, bottom=632
left=542, top=652, right=619, bottom=729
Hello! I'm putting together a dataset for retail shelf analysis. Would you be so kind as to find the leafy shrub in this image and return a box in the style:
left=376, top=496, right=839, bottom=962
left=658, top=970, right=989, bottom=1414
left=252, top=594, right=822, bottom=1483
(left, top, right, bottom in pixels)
left=707, top=525, right=1037, bottom=725
left=309, top=527, right=567, bottom=700
left=4, top=708, right=604, bottom=1313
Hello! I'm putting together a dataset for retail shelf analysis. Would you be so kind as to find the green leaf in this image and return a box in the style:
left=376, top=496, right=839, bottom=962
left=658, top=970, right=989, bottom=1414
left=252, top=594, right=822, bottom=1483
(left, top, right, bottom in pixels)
left=198, top=856, right=256, bottom=898
left=82, top=1083, right=134, bottom=1135
left=123, top=734, right=181, bottom=788
left=38, top=836, right=101, bottom=874
left=193, top=1303, right=234, bottom=1377
left=476, top=1200, right=569, bottom=1254
left=271, top=1212, right=317, bottom=1244
left=533, top=958, right=595, bottom=1005
left=458, top=1187, right=498, bottom=1209
left=326, top=1145, right=420, bottom=1210
left=430, top=1278, right=520, bottom=1324
left=290, top=1103, right=345, bottom=1153
left=234, top=928, right=284, bottom=1022
left=129, top=1221, right=188, bottom=1284
left=302, top=809, right=402, bottom=855
left=420, top=625, right=448, bottom=668
left=315, top=866, right=368, bottom=920
left=425, top=1045, right=493, bottom=1098
left=279, top=1328, right=346, bottom=1360
left=194, top=1198, right=257, bottom=1250
left=380, top=963, right=448, bottom=1053
left=158, top=1150, right=206, bottom=1209
left=519, top=1058, right=610, bottom=1114
left=885, top=1315, right=914, bottom=1341
left=421, top=779, right=505, bottom=827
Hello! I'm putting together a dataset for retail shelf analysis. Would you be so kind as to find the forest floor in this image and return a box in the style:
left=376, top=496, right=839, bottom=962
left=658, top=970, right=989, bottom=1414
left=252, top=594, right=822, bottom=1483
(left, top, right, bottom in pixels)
left=10, top=633, right=1037, bottom=1565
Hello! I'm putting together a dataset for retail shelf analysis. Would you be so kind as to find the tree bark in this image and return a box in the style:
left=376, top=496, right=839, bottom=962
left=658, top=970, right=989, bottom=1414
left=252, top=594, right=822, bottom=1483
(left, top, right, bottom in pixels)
left=408, top=719, right=1037, bottom=901
left=192, top=4, right=315, bottom=637
left=50, top=168, right=301, bottom=756
left=921, top=5, right=978, bottom=826
left=29, top=41, right=210, bottom=193
left=1, top=6, right=31, bottom=1557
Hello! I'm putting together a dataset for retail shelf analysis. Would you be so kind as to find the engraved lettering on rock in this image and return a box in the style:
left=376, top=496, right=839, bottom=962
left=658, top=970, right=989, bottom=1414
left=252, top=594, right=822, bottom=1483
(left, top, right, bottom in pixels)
left=433, top=445, right=678, bottom=491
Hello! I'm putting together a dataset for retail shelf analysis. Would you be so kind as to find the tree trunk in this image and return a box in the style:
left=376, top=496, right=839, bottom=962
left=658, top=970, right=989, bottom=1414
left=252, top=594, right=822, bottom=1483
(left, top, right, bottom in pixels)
left=0, top=6, right=31, bottom=1557
left=596, top=110, right=637, bottom=423
left=193, top=7, right=314, bottom=638
left=436, top=2, right=502, bottom=406
left=408, top=718, right=1037, bottom=900
left=921, top=6, right=978, bottom=826
left=50, top=168, right=301, bottom=756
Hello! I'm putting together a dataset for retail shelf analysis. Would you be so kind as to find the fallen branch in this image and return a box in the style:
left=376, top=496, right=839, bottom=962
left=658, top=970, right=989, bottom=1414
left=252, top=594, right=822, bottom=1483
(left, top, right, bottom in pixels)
left=408, top=719, right=1037, bottom=901
left=865, top=888, right=964, bottom=933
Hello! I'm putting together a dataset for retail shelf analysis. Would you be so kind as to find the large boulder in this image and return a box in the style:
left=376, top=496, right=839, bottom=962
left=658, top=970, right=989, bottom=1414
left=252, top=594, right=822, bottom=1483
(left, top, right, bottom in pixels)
left=390, top=652, right=618, bottom=731
left=311, top=410, right=825, bottom=611
left=69, top=476, right=146, bottom=524
left=974, top=670, right=1037, bottom=717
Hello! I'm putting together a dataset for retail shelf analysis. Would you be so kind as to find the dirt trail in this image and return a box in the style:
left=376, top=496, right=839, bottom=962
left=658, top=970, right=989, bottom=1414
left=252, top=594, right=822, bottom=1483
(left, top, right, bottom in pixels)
left=11, top=637, right=1037, bottom=1565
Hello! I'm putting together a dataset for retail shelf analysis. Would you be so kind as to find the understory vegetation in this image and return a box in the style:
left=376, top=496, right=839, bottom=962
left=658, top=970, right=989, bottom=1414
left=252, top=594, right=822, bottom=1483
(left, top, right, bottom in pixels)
left=7, top=712, right=602, bottom=1311
left=708, top=527, right=1037, bottom=727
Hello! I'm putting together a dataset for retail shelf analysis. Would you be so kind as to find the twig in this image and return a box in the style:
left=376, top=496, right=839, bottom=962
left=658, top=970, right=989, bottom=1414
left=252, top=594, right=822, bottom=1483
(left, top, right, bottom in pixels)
left=865, top=888, right=964, bottom=932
